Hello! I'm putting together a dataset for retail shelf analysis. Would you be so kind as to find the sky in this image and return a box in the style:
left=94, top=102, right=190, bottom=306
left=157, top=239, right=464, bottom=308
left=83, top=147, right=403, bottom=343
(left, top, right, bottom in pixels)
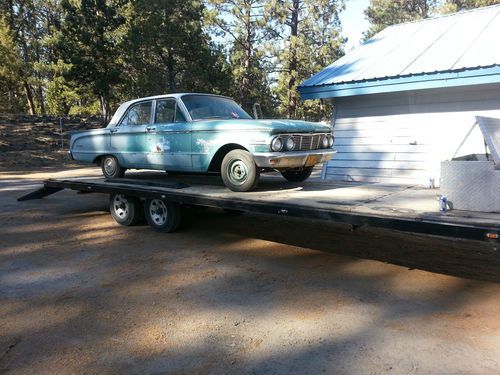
left=340, top=0, right=370, bottom=51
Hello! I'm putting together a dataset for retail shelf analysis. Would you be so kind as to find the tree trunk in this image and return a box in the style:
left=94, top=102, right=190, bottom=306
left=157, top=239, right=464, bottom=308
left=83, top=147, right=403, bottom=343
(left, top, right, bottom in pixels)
left=166, top=50, right=176, bottom=93
left=23, top=81, right=36, bottom=115
left=287, top=0, right=299, bottom=119
left=241, top=6, right=253, bottom=111
left=37, top=85, right=46, bottom=114
left=99, top=95, right=111, bottom=122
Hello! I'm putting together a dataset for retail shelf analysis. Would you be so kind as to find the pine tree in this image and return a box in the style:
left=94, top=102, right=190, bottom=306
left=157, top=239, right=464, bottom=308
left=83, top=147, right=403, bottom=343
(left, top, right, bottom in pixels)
left=0, top=0, right=48, bottom=114
left=363, top=0, right=436, bottom=40
left=123, top=0, right=231, bottom=98
left=58, top=0, right=127, bottom=120
left=205, top=0, right=275, bottom=114
left=0, top=17, right=25, bottom=113
left=437, top=0, right=500, bottom=13
left=269, top=0, right=345, bottom=119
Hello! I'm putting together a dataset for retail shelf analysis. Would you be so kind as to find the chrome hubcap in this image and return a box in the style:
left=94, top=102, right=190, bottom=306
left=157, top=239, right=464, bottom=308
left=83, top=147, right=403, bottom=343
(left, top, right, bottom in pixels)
left=113, top=194, right=129, bottom=219
left=104, top=157, right=117, bottom=176
left=149, top=199, right=167, bottom=226
left=227, top=159, right=248, bottom=185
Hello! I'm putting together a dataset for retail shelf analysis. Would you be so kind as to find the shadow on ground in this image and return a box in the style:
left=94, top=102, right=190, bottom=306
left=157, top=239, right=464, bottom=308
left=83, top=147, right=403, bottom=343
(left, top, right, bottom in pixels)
left=1, top=189, right=499, bottom=374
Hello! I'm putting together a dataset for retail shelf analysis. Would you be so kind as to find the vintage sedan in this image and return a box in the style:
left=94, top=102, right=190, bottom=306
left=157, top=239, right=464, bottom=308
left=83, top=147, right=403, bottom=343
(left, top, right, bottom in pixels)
left=69, top=93, right=335, bottom=192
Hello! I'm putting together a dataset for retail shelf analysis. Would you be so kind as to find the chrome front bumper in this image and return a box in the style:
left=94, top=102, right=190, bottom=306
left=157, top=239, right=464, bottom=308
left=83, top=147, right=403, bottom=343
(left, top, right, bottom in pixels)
left=253, top=149, right=336, bottom=169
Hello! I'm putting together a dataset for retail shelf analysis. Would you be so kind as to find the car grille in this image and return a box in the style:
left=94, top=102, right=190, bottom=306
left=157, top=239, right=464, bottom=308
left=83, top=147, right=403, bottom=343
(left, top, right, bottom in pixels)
left=290, top=134, right=328, bottom=151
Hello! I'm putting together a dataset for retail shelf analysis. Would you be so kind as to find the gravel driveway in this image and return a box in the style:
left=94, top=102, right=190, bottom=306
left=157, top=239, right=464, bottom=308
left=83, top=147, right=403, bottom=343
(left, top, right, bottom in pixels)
left=1, top=168, right=499, bottom=374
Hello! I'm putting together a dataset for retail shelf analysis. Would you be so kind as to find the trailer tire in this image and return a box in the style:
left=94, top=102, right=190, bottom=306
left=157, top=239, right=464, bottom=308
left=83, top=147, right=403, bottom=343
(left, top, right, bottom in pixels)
left=281, top=166, right=314, bottom=182
left=101, top=155, right=125, bottom=179
left=109, top=194, right=143, bottom=226
left=221, top=149, right=259, bottom=192
left=144, top=198, right=181, bottom=233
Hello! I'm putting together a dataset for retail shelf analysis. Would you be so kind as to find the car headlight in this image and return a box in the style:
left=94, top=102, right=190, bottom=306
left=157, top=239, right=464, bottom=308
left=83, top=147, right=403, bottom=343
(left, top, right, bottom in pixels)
left=328, top=134, right=334, bottom=147
left=321, top=135, right=329, bottom=148
left=271, top=136, right=283, bottom=152
left=285, top=136, right=295, bottom=151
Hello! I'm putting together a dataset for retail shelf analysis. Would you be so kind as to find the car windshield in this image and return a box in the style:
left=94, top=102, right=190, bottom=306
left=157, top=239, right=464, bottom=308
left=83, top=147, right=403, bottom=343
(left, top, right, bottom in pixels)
left=181, top=95, right=252, bottom=121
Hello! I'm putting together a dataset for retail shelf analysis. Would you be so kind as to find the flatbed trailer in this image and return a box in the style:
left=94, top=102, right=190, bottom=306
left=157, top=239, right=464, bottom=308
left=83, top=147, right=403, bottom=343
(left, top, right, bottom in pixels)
left=18, top=172, right=500, bottom=243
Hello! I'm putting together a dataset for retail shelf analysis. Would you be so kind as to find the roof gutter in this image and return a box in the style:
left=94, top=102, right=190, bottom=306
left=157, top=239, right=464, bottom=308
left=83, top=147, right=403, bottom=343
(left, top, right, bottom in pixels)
left=298, top=66, right=500, bottom=100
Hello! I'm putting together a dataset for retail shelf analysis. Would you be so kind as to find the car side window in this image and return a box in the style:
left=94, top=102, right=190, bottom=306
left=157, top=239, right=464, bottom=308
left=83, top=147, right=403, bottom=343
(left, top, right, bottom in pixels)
left=155, top=99, right=186, bottom=124
left=120, top=102, right=152, bottom=126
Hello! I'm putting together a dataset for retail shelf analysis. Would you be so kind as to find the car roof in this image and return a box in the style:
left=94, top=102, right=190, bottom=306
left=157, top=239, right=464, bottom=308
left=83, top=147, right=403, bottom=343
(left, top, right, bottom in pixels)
left=122, top=93, right=231, bottom=107
left=107, top=93, right=232, bottom=127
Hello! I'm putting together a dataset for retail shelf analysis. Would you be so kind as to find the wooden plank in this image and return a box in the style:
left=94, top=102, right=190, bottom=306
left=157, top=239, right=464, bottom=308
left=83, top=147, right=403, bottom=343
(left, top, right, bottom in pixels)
left=326, top=166, right=438, bottom=178
left=334, top=113, right=483, bottom=129
left=337, top=100, right=500, bottom=117
left=335, top=90, right=500, bottom=115
left=334, top=83, right=500, bottom=111
left=330, top=159, right=440, bottom=170
left=333, top=144, right=435, bottom=153
left=334, top=136, right=430, bottom=146
left=324, top=173, right=430, bottom=185
left=333, top=152, right=435, bottom=162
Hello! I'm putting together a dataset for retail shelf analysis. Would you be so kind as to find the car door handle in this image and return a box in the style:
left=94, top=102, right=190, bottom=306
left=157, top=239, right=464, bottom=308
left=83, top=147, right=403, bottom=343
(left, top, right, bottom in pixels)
left=146, top=126, right=156, bottom=132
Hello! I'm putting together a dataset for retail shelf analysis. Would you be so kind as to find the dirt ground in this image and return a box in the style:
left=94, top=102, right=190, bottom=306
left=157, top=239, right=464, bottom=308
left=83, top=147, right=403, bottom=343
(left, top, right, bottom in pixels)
left=0, top=114, right=102, bottom=170
left=0, top=166, right=499, bottom=374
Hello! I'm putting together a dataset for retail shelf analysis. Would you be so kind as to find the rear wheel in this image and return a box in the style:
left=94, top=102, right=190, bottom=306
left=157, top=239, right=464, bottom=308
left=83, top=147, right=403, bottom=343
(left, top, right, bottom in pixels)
left=101, top=155, right=125, bottom=179
left=281, top=166, right=314, bottom=182
left=221, top=149, right=259, bottom=192
left=144, top=198, right=182, bottom=233
left=109, top=194, right=143, bottom=226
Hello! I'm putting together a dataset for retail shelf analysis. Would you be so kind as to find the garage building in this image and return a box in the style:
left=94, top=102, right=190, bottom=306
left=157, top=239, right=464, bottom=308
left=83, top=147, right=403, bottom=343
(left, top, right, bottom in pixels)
left=298, top=5, right=500, bottom=186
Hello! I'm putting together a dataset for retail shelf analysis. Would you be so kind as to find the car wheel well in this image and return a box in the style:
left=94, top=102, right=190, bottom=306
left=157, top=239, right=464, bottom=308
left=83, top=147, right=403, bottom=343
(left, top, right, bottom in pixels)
left=93, top=154, right=109, bottom=165
left=208, top=144, right=248, bottom=172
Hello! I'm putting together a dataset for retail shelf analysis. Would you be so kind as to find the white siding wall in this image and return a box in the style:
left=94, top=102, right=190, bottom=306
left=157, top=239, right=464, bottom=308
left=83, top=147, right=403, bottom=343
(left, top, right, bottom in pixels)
left=325, top=84, right=500, bottom=185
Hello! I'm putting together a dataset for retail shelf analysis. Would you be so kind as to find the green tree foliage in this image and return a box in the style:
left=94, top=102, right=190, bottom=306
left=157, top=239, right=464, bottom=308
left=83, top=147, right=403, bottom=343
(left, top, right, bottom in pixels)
left=269, top=0, right=345, bottom=120
left=123, top=0, right=231, bottom=98
left=363, top=0, right=436, bottom=40
left=0, top=0, right=49, bottom=114
left=58, top=0, right=127, bottom=120
left=363, top=0, right=499, bottom=39
left=205, top=0, right=276, bottom=114
left=437, top=0, right=500, bottom=13
left=0, top=17, right=25, bottom=112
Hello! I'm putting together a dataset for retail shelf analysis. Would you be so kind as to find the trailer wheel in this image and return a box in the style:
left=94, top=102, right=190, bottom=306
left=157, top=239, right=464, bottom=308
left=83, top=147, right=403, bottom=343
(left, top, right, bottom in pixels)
left=144, top=198, right=181, bottom=233
left=221, top=149, right=260, bottom=192
left=109, top=194, right=143, bottom=226
left=281, top=166, right=314, bottom=182
left=102, top=155, right=125, bottom=179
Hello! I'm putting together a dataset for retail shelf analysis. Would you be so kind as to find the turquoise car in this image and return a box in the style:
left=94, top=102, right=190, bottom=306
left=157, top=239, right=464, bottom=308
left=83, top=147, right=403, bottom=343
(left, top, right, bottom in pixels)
left=69, top=93, right=336, bottom=191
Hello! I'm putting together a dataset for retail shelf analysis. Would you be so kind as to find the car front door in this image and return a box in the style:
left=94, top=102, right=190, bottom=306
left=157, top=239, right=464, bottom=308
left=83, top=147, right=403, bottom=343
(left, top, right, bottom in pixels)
left=110, top=101, right=152, bottom=167
left=145, top=99, right=192, bottom=171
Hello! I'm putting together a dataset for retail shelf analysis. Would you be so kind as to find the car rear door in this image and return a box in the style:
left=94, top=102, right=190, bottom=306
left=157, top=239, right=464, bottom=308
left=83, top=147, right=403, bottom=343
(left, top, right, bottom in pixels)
left=110, top=101, right=152, bottom=167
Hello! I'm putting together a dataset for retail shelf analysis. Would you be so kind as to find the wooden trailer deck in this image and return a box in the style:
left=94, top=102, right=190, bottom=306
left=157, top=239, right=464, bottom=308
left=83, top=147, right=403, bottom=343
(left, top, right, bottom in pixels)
left=19, top=171, right=500, bottom=243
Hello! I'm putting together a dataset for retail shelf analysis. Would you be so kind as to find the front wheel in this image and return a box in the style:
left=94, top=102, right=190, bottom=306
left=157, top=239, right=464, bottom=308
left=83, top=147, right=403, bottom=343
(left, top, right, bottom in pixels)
left=281, top=166, right=314, bottom=182
left=144, top=198, right=182, bottom=233
left=221, top=149, right=260, bottom=192
left=101, top=155, right=125, bottom=179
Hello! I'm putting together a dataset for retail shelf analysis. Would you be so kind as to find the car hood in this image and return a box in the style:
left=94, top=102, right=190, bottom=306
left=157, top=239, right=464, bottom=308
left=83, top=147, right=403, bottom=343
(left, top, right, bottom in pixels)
left=191, top=119, right=331, bottom=134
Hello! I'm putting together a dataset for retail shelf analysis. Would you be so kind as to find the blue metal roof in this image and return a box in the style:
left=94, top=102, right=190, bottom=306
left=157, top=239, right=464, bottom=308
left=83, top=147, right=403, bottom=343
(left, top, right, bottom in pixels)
left=299, top=5, right=500, bottom=100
